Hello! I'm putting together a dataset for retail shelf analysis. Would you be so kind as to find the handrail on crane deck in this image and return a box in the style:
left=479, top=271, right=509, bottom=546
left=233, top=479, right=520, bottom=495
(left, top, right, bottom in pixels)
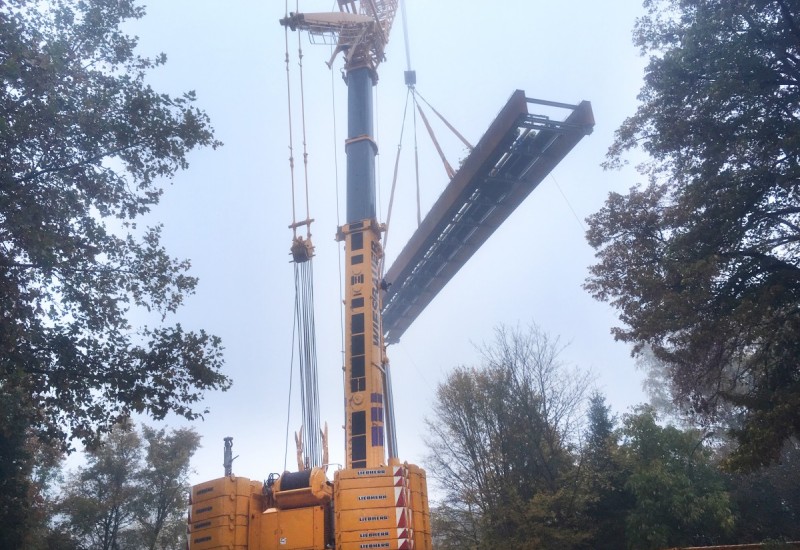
left=381, top=90, right=595, bottom=344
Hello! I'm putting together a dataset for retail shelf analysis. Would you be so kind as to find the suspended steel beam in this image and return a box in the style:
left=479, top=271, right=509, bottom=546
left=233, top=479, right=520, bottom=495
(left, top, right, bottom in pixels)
left=381, top=90, right=595, bottom=344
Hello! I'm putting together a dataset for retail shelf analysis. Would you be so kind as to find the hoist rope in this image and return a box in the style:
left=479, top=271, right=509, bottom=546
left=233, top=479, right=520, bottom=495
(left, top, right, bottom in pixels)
left=384, top=87, right=412, bottom=253
left=375, top=84, right=383, bottom=219
left=331, top=47, right=347, bottom=448
left=297, top=28, right=312, bottom=238
left=294, top=260, right=322, bottom=467
left=400, top=0, right=412, bottom=72
left=412, top=106, right=422, bottom=225
left=284, top=291, right=297, bottom=473
left=283, top=0, right=322, bottom=470
left=284, top=2, right=298, bottom=237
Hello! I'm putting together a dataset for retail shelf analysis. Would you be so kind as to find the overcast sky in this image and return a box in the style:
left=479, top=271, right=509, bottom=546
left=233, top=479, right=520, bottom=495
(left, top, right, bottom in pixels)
left=115, top=0, right=652, bottom=486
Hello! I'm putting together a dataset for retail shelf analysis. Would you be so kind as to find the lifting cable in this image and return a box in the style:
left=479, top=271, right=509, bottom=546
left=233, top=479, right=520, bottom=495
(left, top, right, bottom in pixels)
left=383, top=87, right=472, bottom=251
left=380, top=79, right=472, bottom=459
left=383, top=0, right=420, bottom=252
left=330, top=46, right=347, bottom=438
left=383, top=0, right=472, bottom=248
left=284, top=0, right=323, bottom=470
left=293, top=259, right=321, bottom=468
left=384, top=86, right=413, bottom=252
left=380, top=0, right=419, bottom=462
left=412, top=89, right=421, bottom=226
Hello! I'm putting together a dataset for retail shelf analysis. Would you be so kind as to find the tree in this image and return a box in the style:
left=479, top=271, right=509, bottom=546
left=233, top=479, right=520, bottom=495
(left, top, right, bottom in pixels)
left=1, top=0, right=229, bottom=542
left=425, top=324, right=592, bottom=549
left=1, top=0, right=229, bottom=445
left=727, top=439, right=800, bottom=543
left=59, top=422, right=142, bottom=549
left=585, top=0, right=800, bottom=468
left=135, top=426, right=201, bottom=550
left=579, top=393, right=629, bottom=550
left=57, top=421, right=201, bottom=550
left=0, top=385, right=70, bottom=549
left=619, top=407, right=734, bottom=549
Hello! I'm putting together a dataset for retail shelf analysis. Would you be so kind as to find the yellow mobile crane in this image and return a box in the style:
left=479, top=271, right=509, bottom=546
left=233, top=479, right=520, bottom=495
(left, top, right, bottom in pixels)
left=187, top=2, right=595, bottom=549
left=188, top=2, right=432, bottom=549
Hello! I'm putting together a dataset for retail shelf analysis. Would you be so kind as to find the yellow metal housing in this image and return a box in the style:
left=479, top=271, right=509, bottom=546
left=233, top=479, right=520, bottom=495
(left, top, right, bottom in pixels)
left=337, top=219, right=387, bottom=470
left=188, top=476, right=265, bottom=550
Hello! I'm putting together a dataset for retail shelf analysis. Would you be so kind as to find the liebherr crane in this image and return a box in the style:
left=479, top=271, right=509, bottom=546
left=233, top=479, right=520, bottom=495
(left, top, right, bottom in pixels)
left=188, top=2, right=432, bottom=550
left=187, top=1, right=594, bottom=549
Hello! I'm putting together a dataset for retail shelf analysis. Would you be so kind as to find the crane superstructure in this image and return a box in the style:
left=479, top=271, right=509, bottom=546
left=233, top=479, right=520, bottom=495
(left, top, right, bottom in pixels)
left=188, top=2, right=432, bottom=549
left=186, top=2, right=595, bottom=549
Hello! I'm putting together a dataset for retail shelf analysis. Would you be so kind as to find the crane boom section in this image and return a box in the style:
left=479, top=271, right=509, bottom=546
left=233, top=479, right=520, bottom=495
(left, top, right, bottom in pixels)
left=337, top=219, right=387, bottom=470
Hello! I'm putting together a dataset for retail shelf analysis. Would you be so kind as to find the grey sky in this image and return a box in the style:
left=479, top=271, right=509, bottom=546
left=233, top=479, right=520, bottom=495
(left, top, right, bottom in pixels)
left=122, top=0, right=650, bottom=485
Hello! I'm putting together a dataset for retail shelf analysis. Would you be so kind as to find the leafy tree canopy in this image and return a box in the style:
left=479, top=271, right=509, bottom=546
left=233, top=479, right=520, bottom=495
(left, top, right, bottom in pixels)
left=0, top=0, right=229, bottom=453
left=620, top=407, right=734, bottom=549
left=426, top=325, right=592, bottom=549
left=586, top=0, right=800, bottom=468
left=57, top=420, right=201, bottom=550
left=580, top=393, right=629, bottom=550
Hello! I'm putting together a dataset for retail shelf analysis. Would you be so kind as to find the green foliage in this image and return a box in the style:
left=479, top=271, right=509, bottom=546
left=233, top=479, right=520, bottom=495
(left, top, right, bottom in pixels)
left=59, top=422, right=142, bottom=549
left=429, top=360, right=800, bottom=548
left=57, top=421, right=200, bottom=550
left=586, top=0, right=800, bottom=468
left=580, top=393, right=629, bottom=550
left=426, top=325, right=592, bottom=549
left=0, top=0, right=228, bottom=446
left=0, top=387, right=66, bottom=549
left=619, top=407, right=734, bottom=549
left=0, top=0, right=228, bottom=544
left=136, top=426, right=201, bottom=550
left=727, top=440, right=800, bottom=543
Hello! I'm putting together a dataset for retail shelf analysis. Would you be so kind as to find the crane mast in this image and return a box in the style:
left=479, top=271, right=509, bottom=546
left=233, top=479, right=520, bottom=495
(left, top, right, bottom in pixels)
left=282, top=0, right=404, bottom=472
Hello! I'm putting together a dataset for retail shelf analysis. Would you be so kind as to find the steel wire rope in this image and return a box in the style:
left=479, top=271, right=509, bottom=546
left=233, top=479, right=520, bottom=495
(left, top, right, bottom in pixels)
left=285, top=0, right=298, bottom=236
left=400, top=0, right=412, bottom=72
left=284, top=287, right=298, bottom=473
left=283, top=0, right=297, bottom=472
left=295, top=260, right=321, bottom=466
left=297, top=20, right=312, bottom=238
left=375, top=82, right=383, bottom=219
left=411, top=90, right=421, bottom=225
left=294, top=1, right=323, bottom=468
left=383, top=86, right=413, bottom=254
left=329, top=52, right=348, bottom=459
left=549, top=173, right=586, bottom=231
left=282, top=0, right=323, bottom=470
